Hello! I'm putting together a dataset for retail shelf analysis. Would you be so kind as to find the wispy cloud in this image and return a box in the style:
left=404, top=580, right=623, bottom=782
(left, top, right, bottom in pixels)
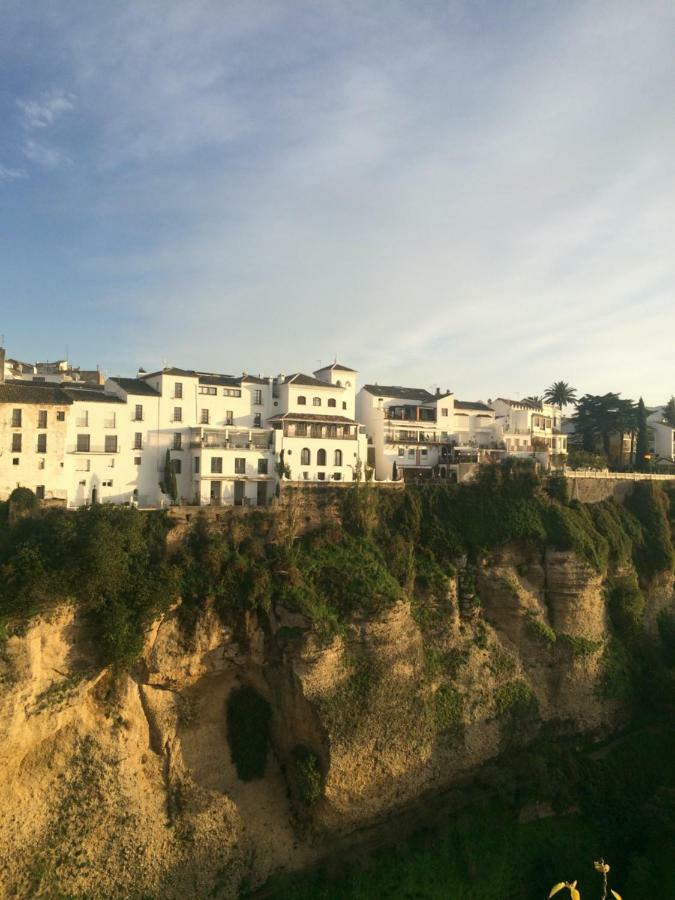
left=0, top=163, right=26, bottom=180
left=17, top=88, right=75, bottom=129
left=1, top=1, right=674, bottom=402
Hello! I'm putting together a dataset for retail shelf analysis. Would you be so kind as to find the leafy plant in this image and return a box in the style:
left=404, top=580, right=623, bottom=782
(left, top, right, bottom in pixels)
left=549, top=859, right=622, bottom=899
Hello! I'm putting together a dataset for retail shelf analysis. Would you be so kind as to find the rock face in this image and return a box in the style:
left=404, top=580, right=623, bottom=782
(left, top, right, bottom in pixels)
left=0, top=544, right=672, bottom=898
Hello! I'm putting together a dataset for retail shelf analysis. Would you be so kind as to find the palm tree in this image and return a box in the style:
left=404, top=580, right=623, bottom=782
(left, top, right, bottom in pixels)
left=522, top=396, right=542, bottom=407
left=544, top=381, right=577, bottom=414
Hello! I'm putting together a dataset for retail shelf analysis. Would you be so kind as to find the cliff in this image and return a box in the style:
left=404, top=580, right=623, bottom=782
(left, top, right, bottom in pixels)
left=0, top=477, right=673, bottom=898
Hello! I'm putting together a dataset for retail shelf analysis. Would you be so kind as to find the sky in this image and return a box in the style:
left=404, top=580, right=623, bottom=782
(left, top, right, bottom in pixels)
left=1, top=0, right=674, bottom=404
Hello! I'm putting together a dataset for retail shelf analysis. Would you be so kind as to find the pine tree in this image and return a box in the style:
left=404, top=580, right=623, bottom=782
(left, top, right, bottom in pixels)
left=664, top=395, right=675, bottom=427
left=634, top=397, right=649, bottom=471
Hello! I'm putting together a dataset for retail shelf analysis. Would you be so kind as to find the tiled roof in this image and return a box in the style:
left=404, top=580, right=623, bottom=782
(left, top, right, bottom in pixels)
left=314, top=363, right=357, bottom=373
left=285, top=373, right=337, bottom=388
left=62, top=388, right=124, bottom=404
left=454, top=400, right=492, bottom=412
left=362, top=384, right=434, bottom=402
left=268, top=412, right=356, bottom=424
left=109, top=377, right=161, bottom=396
left=0, top=383, right=71, bottom=404
left=197, top=373, right=241, bottom=388
left=241, top=374, right=269, bottom=385
left=140, top=366, right=198, bottom=379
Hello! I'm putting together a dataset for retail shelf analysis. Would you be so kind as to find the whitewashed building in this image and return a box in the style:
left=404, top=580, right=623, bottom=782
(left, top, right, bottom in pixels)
left=356, top=384, right=500, bottom=481
left=270, top=364, right=368, bottom=484
left=647, top=408, right=675, bottom=466
left=490, top=398, right=567, bottom=458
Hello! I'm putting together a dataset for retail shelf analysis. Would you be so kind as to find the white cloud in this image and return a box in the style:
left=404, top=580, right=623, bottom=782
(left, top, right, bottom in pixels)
left=17, top=88, right=75, bottom=129
left=0, top=163, right=26, bottom=180
left=1, top=1, right=674, bottom=402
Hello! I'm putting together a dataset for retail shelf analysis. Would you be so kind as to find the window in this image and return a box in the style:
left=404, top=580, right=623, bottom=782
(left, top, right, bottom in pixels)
left=105, top=435, right=118, bottom=453
left=317, top=448, right=326, bottom=466
left=398, top=447, right=405, bottom=457
left=253, top=389, right=262, bottom=405
left=174, top=382, right=183, bottom=399
left=11, top=409, right=21, bottom=427
left=201, top=409, right=210, bottom=424
left=343, top=425, right=351, bottom=437
left=38, top=410, right=47, bottom=428
left=171, top=459, right=181, bottom=475
left=334, top=449, right=342, bottom=466
left=441, top=408, right=448, bottom=417
left=134, top=457, right=142, bottom=466
left=342, top=402, right=347, bottom=410
left=173, top=407, right=182, bottom=422
left=408, top=448, right=415, bottom=457
left=57, top=410, right=65, bottom=422
left=37, top=434, right=47, bottom=454
left=76, top=411, right=88, bottom=427
left=297, top=395, right=307, bottom=406
left=310, top=424, right=322, bottom=438
left=254, top=413, right=262, bottom=428
left=199, top=386, right=217, bottom=395
left=173, top=433, right=182, bottom=450
left=211, top=457, right=223, bottom=474
left=234, top=457, right=246, bottom=474
left=258, top=459, right=268, bottom=475
left=11, top=433, right=22, bottom=452
left=35, top=485, right=45, bottom=501
left=194, top=457, right=200, bottom=474
left=317, top=472, right=326, bottom=481
left=104, top=413, right=116, bottom=429
left=223, top=388, right=241, bottom=398
left=225, top=411, right=234, bottom=426
left=302, top=471, right=309, bottom=480
left=77, top=434, right=90, bottom=453
left=327, top=425, right=337, bottom=438
left=313, top=397, right=321, bottom=407
left=134, top=404, right=143, bottom=421
left=328, top=398, right=336, bottom=408
left=38, top=459, right=45, bottom=470
left=333, top=472, right=342, bottom=481
left=134, top=433, right=143, bottom=450
left=301, top=448, right=311, bottom=465
left=296, top=423, right=307, bottom=437
left=421, top=448, right=428, bottom=457
left=12, top=458, right=19, bottom=466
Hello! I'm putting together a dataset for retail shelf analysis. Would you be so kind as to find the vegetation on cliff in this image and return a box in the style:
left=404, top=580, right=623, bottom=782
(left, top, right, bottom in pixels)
left=0, top=469, right=673, bottom=671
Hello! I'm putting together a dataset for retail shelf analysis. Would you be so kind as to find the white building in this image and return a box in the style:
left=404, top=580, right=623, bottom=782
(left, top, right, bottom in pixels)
left=270, top=364, right=368, bottom=484
left=356, top=384, right=500, bottom=481
left=647, top=407, right=675, bottom=466
left=490, top=398, right=567, bottom=459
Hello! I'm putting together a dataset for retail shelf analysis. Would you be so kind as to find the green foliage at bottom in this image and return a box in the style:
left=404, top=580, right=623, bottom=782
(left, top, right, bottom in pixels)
left=263, top=728, right=675, bottom=900
left=226, top=685, right=271, bottom=781
left=292, top=745, right=323, bottom=807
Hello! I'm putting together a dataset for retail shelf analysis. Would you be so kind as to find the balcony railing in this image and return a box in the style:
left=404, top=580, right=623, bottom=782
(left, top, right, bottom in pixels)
left=189, top=428, right=274, bottom=451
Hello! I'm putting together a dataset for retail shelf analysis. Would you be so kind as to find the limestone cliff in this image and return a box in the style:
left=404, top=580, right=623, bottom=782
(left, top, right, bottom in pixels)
left=1, top=539, right=670, bottom=900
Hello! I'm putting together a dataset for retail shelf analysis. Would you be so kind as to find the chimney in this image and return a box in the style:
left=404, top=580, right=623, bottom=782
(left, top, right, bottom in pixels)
left=0, top=346, right=5, bottom=385
left=137, top=367, right=147, bottom=379
left=435, top=387, right=441, bottom=397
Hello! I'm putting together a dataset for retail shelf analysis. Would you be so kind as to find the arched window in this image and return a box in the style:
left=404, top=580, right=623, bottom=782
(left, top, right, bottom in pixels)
left=301, top=448, right=311, bottom=466
left=317, top=448, right=326, bottom=466
left=313, top=397, right=321, bottom=406
left=327, top=398, right=336, bottom=408
left=334, top=449, right=342, bottom=466
left=298, top=395, right=306, bottom=405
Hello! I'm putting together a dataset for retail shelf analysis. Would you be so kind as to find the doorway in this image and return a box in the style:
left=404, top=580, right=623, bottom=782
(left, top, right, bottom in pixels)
left=234, top=481, right=245, bottom=506
left=210, top=480, right=222, bottom=505
left=256, top=482, right=267, bottom=506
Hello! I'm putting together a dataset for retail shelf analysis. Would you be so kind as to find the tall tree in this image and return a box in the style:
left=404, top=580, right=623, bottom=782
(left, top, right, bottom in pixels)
left=522, top=396, right=542, bottom=407
left=634, top=397, right=649, bottom=471
left=544, top=381, right=578, bottom=413
left=664, top=396, right=675, bottom=428
left=162, top=449, right=178, bottom=505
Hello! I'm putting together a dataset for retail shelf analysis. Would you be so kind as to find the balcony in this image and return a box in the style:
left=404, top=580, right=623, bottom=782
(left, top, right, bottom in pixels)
left=384, top=429, right=449, bottom=445
left=189, top=428, right=274, bottom=451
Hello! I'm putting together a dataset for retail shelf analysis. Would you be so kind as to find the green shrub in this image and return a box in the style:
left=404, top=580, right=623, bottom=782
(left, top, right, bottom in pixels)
left=8, top=486, right=39, bottom=512
left=625, top=484, right=674, bottom=579
left=608, top=575, right=645, bottom=639
left=226, top=686, right=271, bottom=781
left=557, top=634, right=602, bottom=657
left=525, top=614, right=557, bottom=645
left=291, top=745, right=323, bottom=807
left=433, top=684, right=464, bottom=736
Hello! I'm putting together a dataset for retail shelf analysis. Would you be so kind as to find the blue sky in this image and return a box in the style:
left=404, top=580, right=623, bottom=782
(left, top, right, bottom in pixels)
left=1, top=1, right=674, bottom=403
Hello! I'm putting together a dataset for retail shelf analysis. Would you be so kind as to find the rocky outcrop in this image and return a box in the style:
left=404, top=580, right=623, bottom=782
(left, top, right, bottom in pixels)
left=0, top=544, right=672, bottom=898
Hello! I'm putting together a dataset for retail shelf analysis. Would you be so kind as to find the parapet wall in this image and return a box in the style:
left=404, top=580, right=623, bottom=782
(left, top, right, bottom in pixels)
left=565, top=471, right=675, bottom=504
